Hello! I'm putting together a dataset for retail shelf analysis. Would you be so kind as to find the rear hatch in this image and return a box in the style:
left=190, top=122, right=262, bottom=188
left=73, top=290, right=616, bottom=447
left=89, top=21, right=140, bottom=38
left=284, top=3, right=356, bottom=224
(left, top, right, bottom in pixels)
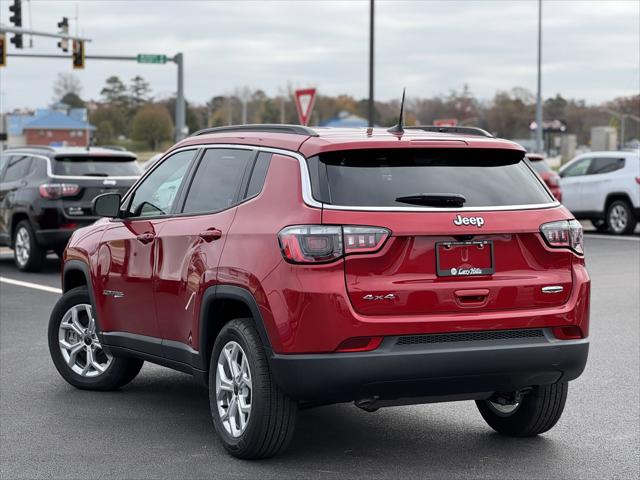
left=310, top=147, right=572, bottom=316
left=52, top=154, right=140, bottom=218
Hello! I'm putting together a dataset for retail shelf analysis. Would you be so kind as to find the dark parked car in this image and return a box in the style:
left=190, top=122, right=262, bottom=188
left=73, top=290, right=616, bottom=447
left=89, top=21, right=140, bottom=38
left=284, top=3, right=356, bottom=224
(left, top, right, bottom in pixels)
left=0, top=146, right=140, bottom=271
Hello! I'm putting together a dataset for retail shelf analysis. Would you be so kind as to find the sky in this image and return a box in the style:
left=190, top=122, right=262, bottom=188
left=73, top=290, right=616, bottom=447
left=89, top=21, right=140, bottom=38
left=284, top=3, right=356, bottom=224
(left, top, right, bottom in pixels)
left=0, top=0, right=639, bottom=111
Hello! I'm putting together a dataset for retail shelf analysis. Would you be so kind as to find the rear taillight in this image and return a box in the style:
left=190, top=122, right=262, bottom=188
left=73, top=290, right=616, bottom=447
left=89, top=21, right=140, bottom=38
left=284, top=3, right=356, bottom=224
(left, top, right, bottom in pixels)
left=39, top=183, right=80, bottom=199
left=635, top=176, right=640, bottom=185
left=547, top=174, right=560, bottom=187
left=278, top=225, right=390, bottom=263
left=540, top=219, right=583, bottom=255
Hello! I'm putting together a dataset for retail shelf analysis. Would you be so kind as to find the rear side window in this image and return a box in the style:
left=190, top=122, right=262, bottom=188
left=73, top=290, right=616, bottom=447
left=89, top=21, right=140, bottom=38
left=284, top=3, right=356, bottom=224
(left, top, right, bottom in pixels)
left=528, top=159, right=551, bottom=173
left=587, top=157, right=625, bottom=174
left=245, top=152, right=271, bottom=198
left=308, top=149, right=552, bottom=208
left=53, top=156, right=141, bottom=176
left=2, top=156, right=32, bottom=182
left=182, top=149, right=253, bottom=214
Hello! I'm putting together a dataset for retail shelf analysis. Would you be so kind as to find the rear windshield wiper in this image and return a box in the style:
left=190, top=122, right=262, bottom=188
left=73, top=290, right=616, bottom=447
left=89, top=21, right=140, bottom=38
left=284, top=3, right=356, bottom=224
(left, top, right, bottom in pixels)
left=395, top=193, right=467, bottom=207
left=82, top=173, right=110, bottom=177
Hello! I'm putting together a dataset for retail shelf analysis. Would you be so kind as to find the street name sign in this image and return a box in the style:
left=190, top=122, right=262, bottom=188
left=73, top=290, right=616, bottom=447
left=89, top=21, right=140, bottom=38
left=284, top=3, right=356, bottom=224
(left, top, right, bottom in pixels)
left=137, top=54, right=167, bottom=64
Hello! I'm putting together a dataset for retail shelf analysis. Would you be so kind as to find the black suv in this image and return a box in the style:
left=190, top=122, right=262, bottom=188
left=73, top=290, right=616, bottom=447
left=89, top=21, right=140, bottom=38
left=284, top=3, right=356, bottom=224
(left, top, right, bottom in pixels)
left=0, top=146, right=140, bottom=271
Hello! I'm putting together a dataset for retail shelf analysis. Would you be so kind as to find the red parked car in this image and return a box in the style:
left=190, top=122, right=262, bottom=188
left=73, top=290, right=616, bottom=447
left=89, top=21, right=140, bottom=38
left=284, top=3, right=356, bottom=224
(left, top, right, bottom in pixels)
left=526, top=152, right=562, bottom=201
left=48, top=124, right=589, bottom=459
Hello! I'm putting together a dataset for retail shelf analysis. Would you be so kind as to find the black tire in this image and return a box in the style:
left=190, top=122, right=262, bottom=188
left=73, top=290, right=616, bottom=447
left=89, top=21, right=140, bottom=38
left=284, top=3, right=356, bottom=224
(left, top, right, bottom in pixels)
left=606, top=200, right=637, bottom=235
left=13, top=220, right=45, bottom=272
left=48, top=286, right=144, bottom=391
left=590, top=219, right=608, bottom=232
left=476, top=383, right=568, bottom=437
left=209, top=318, right=297, bottom=459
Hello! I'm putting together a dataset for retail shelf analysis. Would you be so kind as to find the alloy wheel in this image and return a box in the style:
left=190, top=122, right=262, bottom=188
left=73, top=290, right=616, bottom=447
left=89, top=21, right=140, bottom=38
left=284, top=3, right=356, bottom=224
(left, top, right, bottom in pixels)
left=216, top=341, right=252, bottom=437
left=609, top=204, right=628, bottom=233
left=14, top=227, right=31, bottom=268
left=58, top=304, right=112, bottom=377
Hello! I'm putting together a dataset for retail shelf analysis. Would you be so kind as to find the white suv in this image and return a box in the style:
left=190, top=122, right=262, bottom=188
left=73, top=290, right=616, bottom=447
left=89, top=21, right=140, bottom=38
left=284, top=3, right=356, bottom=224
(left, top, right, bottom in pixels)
left=559, top=151, right=640, bottom=234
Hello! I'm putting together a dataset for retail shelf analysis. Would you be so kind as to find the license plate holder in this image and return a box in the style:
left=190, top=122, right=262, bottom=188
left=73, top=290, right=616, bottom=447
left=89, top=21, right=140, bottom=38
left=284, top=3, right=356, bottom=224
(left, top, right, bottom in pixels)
left=436, top=240, right=494, bottom=277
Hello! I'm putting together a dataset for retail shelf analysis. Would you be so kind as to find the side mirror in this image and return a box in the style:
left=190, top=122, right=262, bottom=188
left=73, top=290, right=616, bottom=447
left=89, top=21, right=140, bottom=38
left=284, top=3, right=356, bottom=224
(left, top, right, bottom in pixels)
left=93, top=193, right=122, bottom=218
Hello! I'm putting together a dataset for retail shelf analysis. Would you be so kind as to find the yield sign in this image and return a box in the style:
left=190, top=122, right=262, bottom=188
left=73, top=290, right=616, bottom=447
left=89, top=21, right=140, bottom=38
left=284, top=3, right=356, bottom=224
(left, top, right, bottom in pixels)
left=294, top=88, right=317, bottom=126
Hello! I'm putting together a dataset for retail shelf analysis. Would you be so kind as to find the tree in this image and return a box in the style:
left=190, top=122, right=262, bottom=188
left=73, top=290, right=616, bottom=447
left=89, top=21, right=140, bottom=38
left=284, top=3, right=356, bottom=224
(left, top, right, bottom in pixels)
left=161, top=97, right=200, bottom=134
left=90, top=105, right=128, bottom=137
left=60, top=92, right=85, bottom=109
left=484, top=90, right=534, bottom=138
left=129, top=76, right=152, bottom=109
left=53, top=73, right=82, bottom=101
left=132, top=104, right=173, bottom=150
left=100, top=76, right=129, bottom=109
left=95, top=121, right=115, bottom=144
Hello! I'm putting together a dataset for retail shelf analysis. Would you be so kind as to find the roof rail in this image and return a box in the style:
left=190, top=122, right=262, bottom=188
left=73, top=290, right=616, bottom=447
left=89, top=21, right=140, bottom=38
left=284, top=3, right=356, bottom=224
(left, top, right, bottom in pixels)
left=405, top=126, right=494, bottom=138
left=191, top=124, right=319, bottom=137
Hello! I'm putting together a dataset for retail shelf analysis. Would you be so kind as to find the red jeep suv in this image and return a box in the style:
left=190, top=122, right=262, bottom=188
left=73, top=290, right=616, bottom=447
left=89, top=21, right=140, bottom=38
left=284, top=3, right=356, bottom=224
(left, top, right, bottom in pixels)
left=48, top=124, right=589, bottom=459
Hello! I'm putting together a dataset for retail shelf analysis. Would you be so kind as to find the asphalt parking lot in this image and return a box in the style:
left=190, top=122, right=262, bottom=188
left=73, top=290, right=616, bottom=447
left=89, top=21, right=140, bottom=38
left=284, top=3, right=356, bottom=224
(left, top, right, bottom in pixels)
left=0, top=233, right=638, bottom=479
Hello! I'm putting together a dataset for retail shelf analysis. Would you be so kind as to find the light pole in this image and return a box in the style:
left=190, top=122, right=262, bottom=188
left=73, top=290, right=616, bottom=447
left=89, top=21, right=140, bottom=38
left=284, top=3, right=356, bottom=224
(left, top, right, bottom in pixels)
left=368, top=0, right=375, bottom=127
left=535, top=0, right=544, bottom=153
left=174, top=53, right=186, bottom=140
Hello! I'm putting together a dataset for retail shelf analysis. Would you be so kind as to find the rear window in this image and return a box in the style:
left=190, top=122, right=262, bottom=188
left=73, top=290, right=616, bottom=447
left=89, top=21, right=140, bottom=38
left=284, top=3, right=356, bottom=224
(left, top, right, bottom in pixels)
left=308, top=149, right=553, bottom=208
left=53, top=156, right=141, bottom=177
left=528, top=159, right=551, bottom=173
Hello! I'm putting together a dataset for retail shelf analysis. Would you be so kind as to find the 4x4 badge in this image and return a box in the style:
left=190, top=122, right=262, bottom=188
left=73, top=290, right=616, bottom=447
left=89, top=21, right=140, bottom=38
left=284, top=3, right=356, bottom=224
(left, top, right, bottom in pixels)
left=363, top=294, right=396, bottom=301
left=453, top=214, right=485, bottom=227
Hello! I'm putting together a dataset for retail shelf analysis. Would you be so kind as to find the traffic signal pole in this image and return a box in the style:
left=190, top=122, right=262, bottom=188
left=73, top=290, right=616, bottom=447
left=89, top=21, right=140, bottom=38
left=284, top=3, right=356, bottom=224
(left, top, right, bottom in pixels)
left=0, top=25, right=91, bottom=43
left=4, top=50, right=187, bottom=141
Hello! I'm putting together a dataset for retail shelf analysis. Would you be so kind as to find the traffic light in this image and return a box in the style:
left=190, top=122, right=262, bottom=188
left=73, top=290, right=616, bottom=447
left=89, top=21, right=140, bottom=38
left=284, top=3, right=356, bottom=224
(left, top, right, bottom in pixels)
left=0, top=34, right=6, bottom=67
left=57, top=17, right=69, bottom=52
left=72, top=40, right=85, bottom=69
left=9, top=0, right=23, bottom=49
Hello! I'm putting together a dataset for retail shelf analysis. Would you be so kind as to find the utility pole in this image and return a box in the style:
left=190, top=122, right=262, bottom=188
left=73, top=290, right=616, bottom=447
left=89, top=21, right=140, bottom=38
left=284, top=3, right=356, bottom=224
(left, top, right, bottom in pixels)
left=174, top=52, right=186, bottom=141
left=535, top=0, right=543, bottom=153
left=368, top=0, right=375, bottom=127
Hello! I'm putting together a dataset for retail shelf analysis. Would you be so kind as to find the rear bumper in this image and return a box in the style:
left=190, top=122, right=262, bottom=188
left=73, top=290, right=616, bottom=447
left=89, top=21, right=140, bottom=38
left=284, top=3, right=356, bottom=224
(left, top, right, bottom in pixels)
left=35, top=229, right=75, bottom=250
left=269, top=331, right=589, bottom=403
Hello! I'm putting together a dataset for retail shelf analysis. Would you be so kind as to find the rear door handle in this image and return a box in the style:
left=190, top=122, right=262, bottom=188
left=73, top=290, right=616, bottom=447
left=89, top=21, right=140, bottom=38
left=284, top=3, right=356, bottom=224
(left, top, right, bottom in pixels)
left=199, top=228, right=222, bottom=242
left=135, top=232, right=155, bottom=244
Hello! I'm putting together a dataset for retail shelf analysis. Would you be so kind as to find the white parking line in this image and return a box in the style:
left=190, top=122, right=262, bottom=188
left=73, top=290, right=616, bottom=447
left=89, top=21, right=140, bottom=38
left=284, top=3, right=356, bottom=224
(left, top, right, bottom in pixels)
left=0, top=276, right=62, bottom=294
left=584, top=234, right=640, bottom=242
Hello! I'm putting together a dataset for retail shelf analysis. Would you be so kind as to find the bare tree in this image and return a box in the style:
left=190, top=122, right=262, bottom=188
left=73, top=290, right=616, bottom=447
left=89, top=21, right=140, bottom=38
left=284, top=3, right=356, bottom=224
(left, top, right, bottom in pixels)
left=52, top=73, right=83, bottom=102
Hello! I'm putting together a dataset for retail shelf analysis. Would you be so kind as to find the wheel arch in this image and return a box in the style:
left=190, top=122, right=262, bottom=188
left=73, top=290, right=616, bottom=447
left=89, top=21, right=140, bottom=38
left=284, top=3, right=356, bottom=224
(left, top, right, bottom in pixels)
left=604, top=192, right=633, bottom=212
left=9, top=212, right=30, bottom=246
left=62, top=260, right=104, bottom=334
left=198, top=285, right=272, bottom=374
